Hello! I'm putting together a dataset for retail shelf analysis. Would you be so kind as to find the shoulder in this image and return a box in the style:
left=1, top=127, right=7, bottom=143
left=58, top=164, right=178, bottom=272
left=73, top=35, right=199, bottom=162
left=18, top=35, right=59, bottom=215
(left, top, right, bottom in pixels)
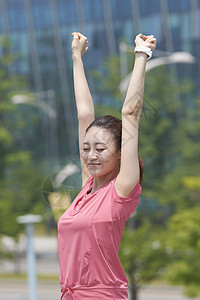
left=112, top=177, right=142, bottom=202
left=109, top=177, right=142, bottom=221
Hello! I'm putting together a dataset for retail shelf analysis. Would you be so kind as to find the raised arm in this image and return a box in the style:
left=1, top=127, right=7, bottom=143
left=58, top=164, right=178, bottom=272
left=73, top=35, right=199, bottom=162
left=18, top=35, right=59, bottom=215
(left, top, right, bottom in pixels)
left=72, top=32, right=95, bottom=186
left=115, top=34, right=156, bottom=197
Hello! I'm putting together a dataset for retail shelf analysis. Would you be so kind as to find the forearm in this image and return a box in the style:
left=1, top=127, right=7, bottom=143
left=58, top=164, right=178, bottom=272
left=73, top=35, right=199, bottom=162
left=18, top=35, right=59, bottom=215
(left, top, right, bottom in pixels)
left=122, top=52, right=147, bottom=119
left=73, top=54, right=94, bottom=119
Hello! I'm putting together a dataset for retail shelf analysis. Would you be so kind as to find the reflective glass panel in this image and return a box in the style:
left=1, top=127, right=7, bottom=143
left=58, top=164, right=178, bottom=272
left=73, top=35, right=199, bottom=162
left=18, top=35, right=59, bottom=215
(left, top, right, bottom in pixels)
left=110, top=0, right=132, bottom=19
left=32, top=0, right=52, bottom=28
left=83, top=0, right=104, bottom=21
left=11, top=32, right=29, bottom=73
left=141, top=14, right=162, bottom=39
left=198, top=11, right=200, bottom=37
left=58, top=0, right=77, bottom=24
left=168, top=0, right=190, bottom=12
left=7, top=0, right=27, bottom=31
left=139, top=0, right=161, bottom=15
left=0, top=9, right=3, bottom=33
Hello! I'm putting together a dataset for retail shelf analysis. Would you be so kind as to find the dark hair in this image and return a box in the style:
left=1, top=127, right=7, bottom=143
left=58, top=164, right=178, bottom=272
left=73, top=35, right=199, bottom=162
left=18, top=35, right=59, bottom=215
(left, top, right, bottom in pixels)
left=86, top=115, right=144, bottom=184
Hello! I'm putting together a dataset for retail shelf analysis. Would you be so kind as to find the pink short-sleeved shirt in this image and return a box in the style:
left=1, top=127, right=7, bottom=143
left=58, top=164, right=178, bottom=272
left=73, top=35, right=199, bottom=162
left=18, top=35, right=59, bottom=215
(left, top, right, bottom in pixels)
left=57, top=176, right=142, bottom=300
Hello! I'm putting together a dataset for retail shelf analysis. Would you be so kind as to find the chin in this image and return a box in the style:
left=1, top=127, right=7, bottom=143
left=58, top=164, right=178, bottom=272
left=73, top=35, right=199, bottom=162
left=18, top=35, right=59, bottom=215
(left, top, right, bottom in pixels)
left=89, top=171, right=101, bottom=178
left=89, top=169, right=105, bottom=178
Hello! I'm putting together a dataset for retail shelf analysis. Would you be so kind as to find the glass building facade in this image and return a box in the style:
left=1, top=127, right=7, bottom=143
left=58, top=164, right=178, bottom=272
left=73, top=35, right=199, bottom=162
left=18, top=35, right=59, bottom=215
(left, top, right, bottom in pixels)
left=0, top=0, right=199, bottom=169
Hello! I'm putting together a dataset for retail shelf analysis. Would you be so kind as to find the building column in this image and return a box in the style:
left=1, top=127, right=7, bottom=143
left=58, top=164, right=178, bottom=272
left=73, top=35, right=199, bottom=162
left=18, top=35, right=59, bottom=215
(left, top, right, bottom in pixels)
left=49, top=0, right=76, bottom=153
left=24, top=0, right=43, bottom=92
left=191, top=0, right=199, bottom=39
left=75, top=0, right=85, bottom=33
left=160, top=0, right=174, bottom=52
left=130, top=0, right=142, bottom=36
left=102, top=0, right=117, bottom=55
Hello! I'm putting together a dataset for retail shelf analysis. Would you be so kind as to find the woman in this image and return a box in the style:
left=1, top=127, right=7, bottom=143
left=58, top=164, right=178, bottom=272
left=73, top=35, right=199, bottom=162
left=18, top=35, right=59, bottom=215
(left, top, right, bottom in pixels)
left=58, top=32, right=156, bottom=300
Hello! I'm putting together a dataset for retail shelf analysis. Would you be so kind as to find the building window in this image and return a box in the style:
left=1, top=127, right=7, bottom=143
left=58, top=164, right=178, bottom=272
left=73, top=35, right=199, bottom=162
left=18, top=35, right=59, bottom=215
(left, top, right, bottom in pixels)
left=36, top=30, right=57, bottom=71
left=57, top=0, right=77, bottom=24
left=139, top=0, right=161, bottom=15
left=198, top=11, right=200, bottom=37
left=7, top=0, right=27, bottom=31
left=168, top=0, right=190, bottom=12
left=110, top=0, right=132, bottom=19
left=0, top=13, right=3, bottom=33
left=32, top=0, right=52, bottom=29
left=11, top=32, right=29, bottom=74
left=83, top=0, right=104, bottom=22
left=141, top=14, right=162, bottom=39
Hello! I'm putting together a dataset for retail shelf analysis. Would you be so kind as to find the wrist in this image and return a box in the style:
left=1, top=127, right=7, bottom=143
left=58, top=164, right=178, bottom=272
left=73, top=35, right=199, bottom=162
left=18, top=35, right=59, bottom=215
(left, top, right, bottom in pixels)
left=134, top=52, right=148, bottom=61
left=134, top=46, right=152, bottom=60
left=72, top=51, right=82, bottom=60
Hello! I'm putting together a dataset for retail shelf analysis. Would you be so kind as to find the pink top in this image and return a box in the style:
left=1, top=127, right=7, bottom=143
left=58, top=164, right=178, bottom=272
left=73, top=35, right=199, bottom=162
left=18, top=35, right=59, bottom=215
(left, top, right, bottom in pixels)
left=57, top=176, right=142, bottom=300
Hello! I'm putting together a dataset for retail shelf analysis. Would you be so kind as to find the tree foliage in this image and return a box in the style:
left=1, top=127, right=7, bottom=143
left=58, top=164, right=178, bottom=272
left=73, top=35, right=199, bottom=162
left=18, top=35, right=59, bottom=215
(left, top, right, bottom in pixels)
left=119, top=221, right=168, bottom=300
left=0, top=37, right=47, bottom=238
left=164, top=207, right=200, bottom=298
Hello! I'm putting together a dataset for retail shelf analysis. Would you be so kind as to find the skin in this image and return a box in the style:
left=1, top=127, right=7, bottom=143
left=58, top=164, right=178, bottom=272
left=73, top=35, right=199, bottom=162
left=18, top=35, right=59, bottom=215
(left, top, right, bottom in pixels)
left=72, top=32, right=156, bottom=197
left=81, top=126, right=121, bottom=193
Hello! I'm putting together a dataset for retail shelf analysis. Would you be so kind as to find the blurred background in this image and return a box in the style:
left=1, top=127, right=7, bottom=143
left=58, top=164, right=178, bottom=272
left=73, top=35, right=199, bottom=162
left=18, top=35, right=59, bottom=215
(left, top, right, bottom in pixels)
left=0, top=0, right=200, bottom=299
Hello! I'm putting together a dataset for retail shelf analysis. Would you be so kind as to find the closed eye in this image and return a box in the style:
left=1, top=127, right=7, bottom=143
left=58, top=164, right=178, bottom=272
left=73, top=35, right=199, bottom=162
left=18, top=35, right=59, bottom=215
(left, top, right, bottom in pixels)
left=82, top=148, right=90, bottom=151
left=96, top=149, right=105, bottom=152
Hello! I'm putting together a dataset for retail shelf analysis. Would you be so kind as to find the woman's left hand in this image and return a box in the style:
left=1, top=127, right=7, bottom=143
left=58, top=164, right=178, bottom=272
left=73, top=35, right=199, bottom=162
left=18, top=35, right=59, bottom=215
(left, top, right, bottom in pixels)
left=135, top=33, right=156, bottom=50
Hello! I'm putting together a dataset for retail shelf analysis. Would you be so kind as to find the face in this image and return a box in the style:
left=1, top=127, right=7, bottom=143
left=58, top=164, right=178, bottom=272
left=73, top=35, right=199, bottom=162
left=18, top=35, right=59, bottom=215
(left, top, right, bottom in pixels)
left=81, top=126, right=121, bottom=178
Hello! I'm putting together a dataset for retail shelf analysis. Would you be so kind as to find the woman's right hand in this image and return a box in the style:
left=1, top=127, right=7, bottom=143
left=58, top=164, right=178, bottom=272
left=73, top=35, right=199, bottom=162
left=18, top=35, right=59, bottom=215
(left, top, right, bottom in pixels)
left=72, top=32, right=88, bottom=57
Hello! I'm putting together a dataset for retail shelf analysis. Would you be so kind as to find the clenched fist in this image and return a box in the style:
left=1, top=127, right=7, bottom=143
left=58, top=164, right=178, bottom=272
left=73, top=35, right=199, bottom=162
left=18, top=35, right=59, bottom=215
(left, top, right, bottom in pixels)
left=72, top=32, right=88, bottom=57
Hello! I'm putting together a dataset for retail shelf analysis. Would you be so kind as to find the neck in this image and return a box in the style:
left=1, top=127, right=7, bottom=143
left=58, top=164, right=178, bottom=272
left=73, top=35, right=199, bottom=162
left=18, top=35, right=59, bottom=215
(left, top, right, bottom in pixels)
left=91, top=168, right=119, bottom=193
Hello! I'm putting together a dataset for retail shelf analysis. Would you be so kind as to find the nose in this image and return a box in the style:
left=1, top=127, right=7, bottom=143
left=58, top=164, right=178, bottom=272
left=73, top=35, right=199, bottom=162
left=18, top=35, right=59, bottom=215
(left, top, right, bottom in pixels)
left=88, top=149, right=98, bottom=161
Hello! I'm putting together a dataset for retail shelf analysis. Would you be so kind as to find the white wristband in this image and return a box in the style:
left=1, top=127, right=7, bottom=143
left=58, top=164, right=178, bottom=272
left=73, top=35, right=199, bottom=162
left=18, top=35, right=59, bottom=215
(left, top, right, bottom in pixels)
left=134, top=46, right=152, bottom=60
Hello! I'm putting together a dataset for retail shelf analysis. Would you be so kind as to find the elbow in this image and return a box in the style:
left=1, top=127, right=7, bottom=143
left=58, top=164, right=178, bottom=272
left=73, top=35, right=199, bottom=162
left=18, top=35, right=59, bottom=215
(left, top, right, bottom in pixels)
left=78, top=111, right=94, bottom=121
left=121, top=107, right=132, bottom=116
left=122, top=100, right=142, bottom=117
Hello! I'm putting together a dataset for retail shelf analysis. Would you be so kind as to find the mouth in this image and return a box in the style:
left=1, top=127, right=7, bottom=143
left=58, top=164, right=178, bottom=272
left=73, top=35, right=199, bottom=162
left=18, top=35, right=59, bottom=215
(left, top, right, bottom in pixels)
left=88, top=163, right=101, bottom=168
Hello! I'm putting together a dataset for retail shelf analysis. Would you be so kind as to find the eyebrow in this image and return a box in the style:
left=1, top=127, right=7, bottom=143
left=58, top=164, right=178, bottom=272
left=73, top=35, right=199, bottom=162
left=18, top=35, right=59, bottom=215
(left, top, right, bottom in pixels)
left=83, top=142, right=106, bottom=146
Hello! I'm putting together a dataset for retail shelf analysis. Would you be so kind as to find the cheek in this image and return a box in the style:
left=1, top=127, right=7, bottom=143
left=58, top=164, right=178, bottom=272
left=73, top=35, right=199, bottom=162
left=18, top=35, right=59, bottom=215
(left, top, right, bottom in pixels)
left=81, top=151, right=88, bottom=161
left=110, top=153, right=121, bottom=165
left=103, top=152, right=118, bottom=164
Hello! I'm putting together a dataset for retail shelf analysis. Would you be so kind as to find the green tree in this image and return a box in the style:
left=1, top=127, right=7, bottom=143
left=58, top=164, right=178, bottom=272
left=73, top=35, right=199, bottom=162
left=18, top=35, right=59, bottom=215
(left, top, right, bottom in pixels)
left=164, top=207, right=200, bottom=298
left=0, top=37, right=48, bottom=239
left=0, top=160, right=46, bottom=237
left=0, top=37, right=25, bottom=177
left=154, top=96, right=200, bottom=212
left=119, top=221, right=168, bottom=300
